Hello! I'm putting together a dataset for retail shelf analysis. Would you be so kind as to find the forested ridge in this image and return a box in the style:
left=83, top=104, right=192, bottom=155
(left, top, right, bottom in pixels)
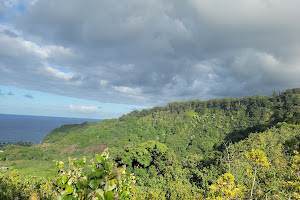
left=1, top=88, right=300, bottom=199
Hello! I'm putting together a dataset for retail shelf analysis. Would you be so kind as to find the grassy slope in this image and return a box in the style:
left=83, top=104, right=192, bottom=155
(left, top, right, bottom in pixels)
left=43, top=96, right=274, bottom=159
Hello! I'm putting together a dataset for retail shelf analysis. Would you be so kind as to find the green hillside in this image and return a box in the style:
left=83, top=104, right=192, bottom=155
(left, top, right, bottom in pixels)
left=43, top=88, right=300, bottom=158
left=1, top=88, right=300, bottom=199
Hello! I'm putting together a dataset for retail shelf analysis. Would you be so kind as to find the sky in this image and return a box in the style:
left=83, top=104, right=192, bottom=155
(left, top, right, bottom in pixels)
left=1, top=0, right=300, bottom=119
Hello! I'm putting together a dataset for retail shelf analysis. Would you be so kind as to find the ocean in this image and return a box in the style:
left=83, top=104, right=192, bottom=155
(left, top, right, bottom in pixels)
left=0, top=114, right=101, bottom=144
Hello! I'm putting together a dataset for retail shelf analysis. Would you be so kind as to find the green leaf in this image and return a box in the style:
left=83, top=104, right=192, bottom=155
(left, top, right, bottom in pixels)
left=89, top=172, right=96, bottom=178
left=89, top=179, right=98, bottom=190
left=105, top=191, right=114, bottom=200
left=104, top=180, right=116, bottom=191
left=65, top=185, right=74, bottom=195
left=96, top=188, right=105, bottom=200
left=95, top=169, right=101, bottom=177
left=57, top=177, right=66, bottom=188
left=78, top=158, right=86, bottom=166
left=57, top=177, right=62, bottom=185
left=123, top=191, right=129, bottom=196
left=97, top=154, right=105, bottom=164
left=76, top=181, right=82, bottom=190
left=62, top=174, right=68, bottom=184
left=81, top=179, right=88, bottom=187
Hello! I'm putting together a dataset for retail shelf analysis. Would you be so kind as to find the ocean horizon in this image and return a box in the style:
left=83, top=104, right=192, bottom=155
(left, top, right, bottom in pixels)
left=0, top=114, right=102, bottom=144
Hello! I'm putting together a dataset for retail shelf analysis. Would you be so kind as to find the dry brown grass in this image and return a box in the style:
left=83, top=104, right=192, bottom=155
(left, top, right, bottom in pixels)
left=83, top=145, right=107, bottom=154
left=60, top=144, right=80, bottom=156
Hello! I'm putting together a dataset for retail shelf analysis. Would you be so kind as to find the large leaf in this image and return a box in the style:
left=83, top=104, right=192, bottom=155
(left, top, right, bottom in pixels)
left=105, top=191, right=114, bottom=200
left=97, top=154, right=105, bottom=165
left=57, top=177, right=62, bottom=185
left=76, top=181, right=82, bottom=190
left=104, top=180, right=116, bottom=191
left=95, top=169, right=101, bottom=177
left=65, top=185, right=74, bottom=195
left=123, top=191, right=129, bottom=196
left=57, top=177, right=66, bottom=188
left=89, top=179, right=98, bottom=190
left=96, top=188, right=105, bottom=200
left=81, top=178, right=88, bottom=187
left=62, top=174, right=68, bottom=184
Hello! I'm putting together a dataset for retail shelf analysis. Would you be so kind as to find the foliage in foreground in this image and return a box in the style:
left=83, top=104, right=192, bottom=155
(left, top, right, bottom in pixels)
left=0, top=169, right=55, bottom=199
left=1, top=138, right=300, bottom=199
left=54, top=148, right=135, bottom=200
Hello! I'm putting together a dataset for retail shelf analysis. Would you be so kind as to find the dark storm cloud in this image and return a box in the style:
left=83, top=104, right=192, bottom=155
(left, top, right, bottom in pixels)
left=1, top=0, right=300, bottom=106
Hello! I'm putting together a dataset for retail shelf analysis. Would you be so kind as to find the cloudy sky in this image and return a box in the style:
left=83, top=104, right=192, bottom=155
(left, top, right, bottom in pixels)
left=1, top=0, right=300, bottom=119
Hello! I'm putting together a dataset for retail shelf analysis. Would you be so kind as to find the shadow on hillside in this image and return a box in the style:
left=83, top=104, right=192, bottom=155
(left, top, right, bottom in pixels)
left=215, top=122, right=275, bottom=151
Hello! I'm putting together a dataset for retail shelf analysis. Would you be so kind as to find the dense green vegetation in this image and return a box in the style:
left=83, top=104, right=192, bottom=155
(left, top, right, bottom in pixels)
left=1, top=88, right=300, bottom=199
left=54, top=149, right=135, bottom=200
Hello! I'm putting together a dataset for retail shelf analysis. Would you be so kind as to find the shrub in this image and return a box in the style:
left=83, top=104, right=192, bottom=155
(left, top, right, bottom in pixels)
left=54, top=148, right=135, bottom=200
left=0, top=170, right=56, bottom=199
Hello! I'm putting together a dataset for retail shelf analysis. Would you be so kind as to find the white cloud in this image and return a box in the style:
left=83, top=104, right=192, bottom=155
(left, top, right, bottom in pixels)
left=231, top=49, right=280, bottom=77
left=69, top=105, right=99, bottom=113
left=112, top=86, right=141, bottom=94
left=99, top=80, right=108, bottom=86
left=0, top=29, right=45, bottom=59
left=45, top=66, right=72, bottom=80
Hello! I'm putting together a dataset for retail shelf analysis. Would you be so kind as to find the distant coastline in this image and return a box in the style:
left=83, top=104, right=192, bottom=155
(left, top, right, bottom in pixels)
left=0, top=113, right=102, bottom=120
left=0, top=114, right=102, bottom=144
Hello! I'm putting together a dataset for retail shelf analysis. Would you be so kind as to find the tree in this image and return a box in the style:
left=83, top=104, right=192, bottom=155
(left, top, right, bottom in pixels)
left=208, top=173, right=245, bottom=199
left=115, top=140, right=178, bottom=177
left=222, top=142, right=236, bottom=174
left=282, top=150, right=300, bottom=199
left=245, top=149, right=270, bottom=199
